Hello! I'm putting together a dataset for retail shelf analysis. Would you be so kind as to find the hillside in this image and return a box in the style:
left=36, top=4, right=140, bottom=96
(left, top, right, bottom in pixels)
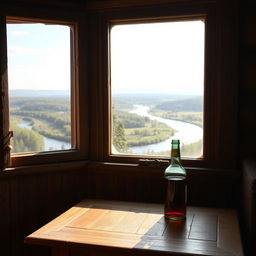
left=154, top=96, right=203, bottom=112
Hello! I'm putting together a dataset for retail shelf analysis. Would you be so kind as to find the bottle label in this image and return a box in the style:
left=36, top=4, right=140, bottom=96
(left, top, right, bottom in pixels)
left=171, top=149, right=180, bottom=158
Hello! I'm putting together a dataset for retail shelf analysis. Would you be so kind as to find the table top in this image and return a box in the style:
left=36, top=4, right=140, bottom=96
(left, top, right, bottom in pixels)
left=25, top=199, right=243, bottom=256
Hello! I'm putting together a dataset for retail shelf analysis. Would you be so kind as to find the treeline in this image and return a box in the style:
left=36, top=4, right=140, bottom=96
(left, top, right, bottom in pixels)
left=114, top=110, right=149, bottom=128
left=154, top=96, right=203, bottom=112
left=112, top=94, right=164, bottom=110
left=125, top=120, right=175, bottom=147
left=112, top=94, right=199, bottom=111
left=10, top=97, right=71, bottom=144
left=20, top=102, right=69, bottom=112
left=150, top=96, right=203, bottom=127
left=11, top=110, right=70, bottom=128
left=135, top=139, right=203, bottom=158
left=10, top=97, right=70, bottom=111
left=113, top=94, right=203, bottom=127
left=32, top=118, right=71, bottom=142
left=151, top=110, right=203, bottom=127
left=11, top=122, right=44, bottom=153
left=112, top=109, right=175, bottom=152
left=181, top=139, right=202, bottom=157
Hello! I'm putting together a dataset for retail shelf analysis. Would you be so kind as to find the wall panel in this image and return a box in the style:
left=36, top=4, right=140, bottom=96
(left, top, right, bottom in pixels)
left=239, top=3, right=256, bottom=159
left=0, top=164, right=87, bottom=256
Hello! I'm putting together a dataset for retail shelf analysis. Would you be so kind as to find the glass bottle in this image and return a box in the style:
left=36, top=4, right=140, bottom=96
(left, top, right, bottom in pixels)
left=164, top=139, right=187, bottom=220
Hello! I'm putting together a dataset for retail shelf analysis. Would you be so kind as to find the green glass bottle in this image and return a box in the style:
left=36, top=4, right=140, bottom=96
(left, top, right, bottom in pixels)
left=164, top=139, right=187, bottom=220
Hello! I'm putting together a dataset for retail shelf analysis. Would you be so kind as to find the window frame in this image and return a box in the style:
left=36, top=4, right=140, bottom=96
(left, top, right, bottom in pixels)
left=109, top=16, right=206, bottom=160
left=0, top=5, right=88, bottom=168
left=88, top=0, right=238, bottom=169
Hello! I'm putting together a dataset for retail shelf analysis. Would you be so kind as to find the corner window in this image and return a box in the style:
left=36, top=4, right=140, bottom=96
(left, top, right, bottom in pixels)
left=6, top=18, right=74, bottom=154
left=110, top=19, right=205, bottom=158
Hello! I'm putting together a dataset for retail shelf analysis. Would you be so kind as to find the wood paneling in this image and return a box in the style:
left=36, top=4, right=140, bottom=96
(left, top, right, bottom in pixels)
left=86, top=162, right=241, bottom=208
left=239, top=2, right=256, bottom=159
left=0, top=163, right=87, bottom=256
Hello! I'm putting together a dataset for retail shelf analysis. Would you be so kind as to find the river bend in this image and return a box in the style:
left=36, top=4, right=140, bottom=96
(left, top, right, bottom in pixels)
left=129, top=105, right=203, bottom=154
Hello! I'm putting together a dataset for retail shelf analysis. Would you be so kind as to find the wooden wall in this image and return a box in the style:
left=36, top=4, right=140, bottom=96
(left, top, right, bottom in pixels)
left=86, top=163, right=241, bottom=208
left=239, top=2, right=256, bottom=159
left=0, top=162, right=87, bottom=256
left=239, top=2, right=256, bottom=254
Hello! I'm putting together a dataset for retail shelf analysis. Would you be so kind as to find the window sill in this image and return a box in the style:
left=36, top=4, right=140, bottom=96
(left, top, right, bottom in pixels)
left=0, top=160, right=88, bottom=179
left=87, top=161, right=241, bottom=180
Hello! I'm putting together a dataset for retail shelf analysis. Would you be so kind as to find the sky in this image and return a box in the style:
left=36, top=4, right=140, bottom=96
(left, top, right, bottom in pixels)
left=7, top=19, right=205, bottom=95
left=7, top=22, right=71, bottom=91
left=111, top=20, right=205, bottom=95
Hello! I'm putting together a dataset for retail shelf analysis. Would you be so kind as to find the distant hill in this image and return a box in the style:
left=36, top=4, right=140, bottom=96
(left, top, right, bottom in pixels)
left=10, top=90, right=69, bottom=97
left=112, top=93, right=198, bottom=109
left=155, top=96, right=203, bottom=112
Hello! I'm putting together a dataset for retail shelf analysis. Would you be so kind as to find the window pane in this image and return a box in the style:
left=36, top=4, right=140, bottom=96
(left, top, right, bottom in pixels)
left=111, top=20, right=204, bottom=158
left=7, top=19, right=72, bottom=154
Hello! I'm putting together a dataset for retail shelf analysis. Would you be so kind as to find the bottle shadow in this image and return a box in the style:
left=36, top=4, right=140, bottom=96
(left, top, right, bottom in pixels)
left=134, top=213, right=194, bottom=251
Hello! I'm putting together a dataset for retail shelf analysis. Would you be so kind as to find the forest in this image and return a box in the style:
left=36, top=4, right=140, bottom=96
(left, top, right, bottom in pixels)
left=112, top=94, right=203, bottom=156
left=10, top=96, right=71, bottom=153
left=10, top=91, right=203, bottom=157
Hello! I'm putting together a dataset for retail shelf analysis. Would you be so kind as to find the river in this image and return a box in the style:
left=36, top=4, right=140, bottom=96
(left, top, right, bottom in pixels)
left=18, top=121, right=71, bottom=151
left=18, top=106, right=203, bottom=153
left=129, top=105, right=203, bottom=154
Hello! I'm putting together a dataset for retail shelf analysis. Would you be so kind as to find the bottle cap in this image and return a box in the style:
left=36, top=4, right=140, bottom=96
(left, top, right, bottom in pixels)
left=171, top=139, right=180, bottom=144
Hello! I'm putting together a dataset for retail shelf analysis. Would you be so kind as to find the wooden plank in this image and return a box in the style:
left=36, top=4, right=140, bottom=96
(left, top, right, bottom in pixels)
left=38, top=206, right=91, bottom=233
left=69, top=206, right=129, bottom=231
left=111, top=211, right=147, bottom=233
left=137, top=214, right=165, bottom=236
left=93, top=210, right=128, bottom=231
left=27, top=227, right=143, bottom=248
left=217, top=210, right=244, bottom=256
left=164, top=213, right=194, bottom=239
left=188, top=214, right=217, bottom=241
left=69, top=201, right=165, bottom=234
left=137, top=236, right=228, bottom=256
left=67, top=207, right=110, bottom=229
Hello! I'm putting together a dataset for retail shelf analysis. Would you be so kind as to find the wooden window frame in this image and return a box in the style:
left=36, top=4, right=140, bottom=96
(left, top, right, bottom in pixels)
left=88, top=0, right=238, bottom=169
left=0, top=5, right=88, bottom=168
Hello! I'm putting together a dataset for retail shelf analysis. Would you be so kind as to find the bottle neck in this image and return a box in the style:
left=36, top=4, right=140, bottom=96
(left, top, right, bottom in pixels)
left=170, top=148, right=181, bottom=165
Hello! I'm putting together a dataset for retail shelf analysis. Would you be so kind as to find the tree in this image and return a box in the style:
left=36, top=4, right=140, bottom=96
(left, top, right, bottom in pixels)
left=11, top=124, right=44, bottom=153
left=112, top=115, right=127, bottom=152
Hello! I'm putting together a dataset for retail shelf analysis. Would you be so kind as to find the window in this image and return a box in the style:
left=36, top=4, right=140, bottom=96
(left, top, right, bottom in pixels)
left=0, top=11, right=87, bottom=169
left=88, top=1, right=238, bottom=168
left=7, top=18, right=73, bottom=154
left=110, top=20, right=205, bottom=159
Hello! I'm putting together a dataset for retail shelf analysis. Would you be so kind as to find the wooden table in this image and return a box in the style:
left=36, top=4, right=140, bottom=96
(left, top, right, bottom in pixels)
left=25, top=199, right=244, bottom=256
